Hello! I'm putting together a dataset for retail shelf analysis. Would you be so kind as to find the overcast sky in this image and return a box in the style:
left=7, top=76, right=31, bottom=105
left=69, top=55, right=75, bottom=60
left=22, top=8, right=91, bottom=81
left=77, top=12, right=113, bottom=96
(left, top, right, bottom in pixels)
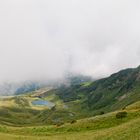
left=0, top=0, right=140, bottom=82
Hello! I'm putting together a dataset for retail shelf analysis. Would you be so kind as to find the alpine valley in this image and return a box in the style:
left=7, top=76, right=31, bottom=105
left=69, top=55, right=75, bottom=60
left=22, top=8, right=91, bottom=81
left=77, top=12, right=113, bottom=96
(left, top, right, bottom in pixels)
left=0, top=66, right=140, bottom=139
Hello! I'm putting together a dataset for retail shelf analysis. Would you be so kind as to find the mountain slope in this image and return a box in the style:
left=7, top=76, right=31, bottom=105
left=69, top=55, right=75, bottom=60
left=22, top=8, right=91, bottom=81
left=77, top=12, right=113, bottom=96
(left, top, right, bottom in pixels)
left=86, top=65, right=140, bottom=111
left=50, top=65, right=140, bottom=116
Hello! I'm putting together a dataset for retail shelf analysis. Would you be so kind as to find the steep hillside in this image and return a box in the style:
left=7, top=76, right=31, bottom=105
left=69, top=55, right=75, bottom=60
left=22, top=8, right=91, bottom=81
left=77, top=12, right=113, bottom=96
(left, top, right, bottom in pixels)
left=50, top=65, right=140, bottom=116
left=86, top=65, right=140, bottom=111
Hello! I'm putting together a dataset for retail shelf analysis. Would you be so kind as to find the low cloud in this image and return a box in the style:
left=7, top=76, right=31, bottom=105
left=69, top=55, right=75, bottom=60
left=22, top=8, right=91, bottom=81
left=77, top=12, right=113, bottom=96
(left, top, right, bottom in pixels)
left=0, top=0, right=140, bottom=83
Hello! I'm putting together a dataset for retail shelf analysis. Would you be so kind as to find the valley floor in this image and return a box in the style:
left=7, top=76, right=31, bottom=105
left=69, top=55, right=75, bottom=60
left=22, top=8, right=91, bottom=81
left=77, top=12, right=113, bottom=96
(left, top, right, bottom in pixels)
left=0, top=117, right=140, bottom=140
left=1, top=104, right=140, bottom=140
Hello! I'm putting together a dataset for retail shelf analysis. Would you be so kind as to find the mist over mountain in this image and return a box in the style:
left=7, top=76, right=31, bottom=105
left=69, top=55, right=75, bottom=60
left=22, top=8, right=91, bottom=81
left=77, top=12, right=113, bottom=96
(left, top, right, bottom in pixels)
left=0, top=1, right=140, bottom=139
left=0, top=81, right=42, bottom=96
left=0, top=74, right=92, bottom=96
left=0, top=0, right=140, bottom=84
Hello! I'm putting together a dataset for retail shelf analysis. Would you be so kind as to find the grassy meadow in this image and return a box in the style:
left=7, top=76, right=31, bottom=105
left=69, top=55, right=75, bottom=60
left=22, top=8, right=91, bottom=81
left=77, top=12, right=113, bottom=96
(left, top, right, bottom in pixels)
left=0, top=99, right=140, bottom=139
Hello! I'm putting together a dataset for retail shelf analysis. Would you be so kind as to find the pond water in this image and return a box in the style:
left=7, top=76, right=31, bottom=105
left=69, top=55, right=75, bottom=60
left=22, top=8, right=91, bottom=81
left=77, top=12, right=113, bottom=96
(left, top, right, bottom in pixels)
left=32, top=100, right=55, bottom=108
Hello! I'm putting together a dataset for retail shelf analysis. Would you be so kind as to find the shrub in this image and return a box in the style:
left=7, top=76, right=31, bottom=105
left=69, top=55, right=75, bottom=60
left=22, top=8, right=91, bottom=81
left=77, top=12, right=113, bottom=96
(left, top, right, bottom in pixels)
left=116, top=111, right=127, bottom=119
left=99, top=111, right=105, bottom=115
left=122, top=106, right=126, bottom=110
left=70, top=120, right=77, bottom=124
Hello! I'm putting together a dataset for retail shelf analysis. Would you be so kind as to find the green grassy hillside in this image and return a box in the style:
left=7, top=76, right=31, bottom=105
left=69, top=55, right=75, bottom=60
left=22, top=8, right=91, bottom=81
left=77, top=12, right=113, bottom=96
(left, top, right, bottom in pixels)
left=48, top=65, right=140, bottom=117
left=86, top=66, right=140, bottom=110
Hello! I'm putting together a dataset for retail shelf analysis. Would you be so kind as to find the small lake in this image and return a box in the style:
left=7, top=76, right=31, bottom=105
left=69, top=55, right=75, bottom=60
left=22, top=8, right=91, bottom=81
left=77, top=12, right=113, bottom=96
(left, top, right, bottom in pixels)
left=32, top=100, right=55, bottom=108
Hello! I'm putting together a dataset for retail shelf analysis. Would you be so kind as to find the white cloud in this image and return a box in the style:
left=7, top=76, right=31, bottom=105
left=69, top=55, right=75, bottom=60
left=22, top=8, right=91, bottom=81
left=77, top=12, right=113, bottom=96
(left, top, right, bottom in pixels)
left=0, top=0, right=140, bottom=82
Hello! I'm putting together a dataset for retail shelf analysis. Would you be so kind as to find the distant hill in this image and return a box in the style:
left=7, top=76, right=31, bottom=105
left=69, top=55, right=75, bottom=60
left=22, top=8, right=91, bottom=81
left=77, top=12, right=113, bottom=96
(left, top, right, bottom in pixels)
left=0, top=75, right=92, bottom=96
left=0, top=81, right=44, bottom=96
